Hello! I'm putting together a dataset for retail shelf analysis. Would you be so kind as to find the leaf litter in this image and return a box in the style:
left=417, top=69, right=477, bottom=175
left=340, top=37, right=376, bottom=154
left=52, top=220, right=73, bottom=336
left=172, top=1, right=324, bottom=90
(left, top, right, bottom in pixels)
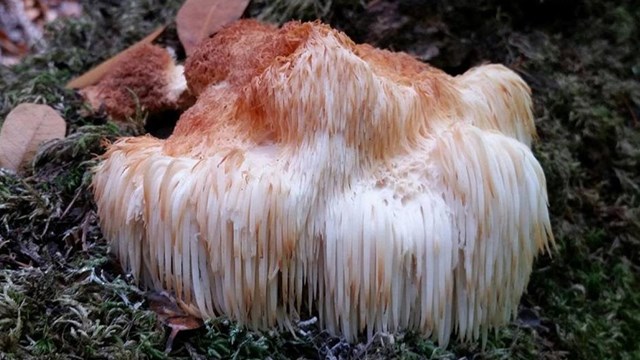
left=0, top=103, right=66, bottom=172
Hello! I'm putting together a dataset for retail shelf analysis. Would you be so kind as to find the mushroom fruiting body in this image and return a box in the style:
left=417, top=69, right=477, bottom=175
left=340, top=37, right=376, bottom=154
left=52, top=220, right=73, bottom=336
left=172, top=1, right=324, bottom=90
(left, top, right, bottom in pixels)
left=80, top=43, right=193, bottom=121
left=92, top=20, right=554, bottom=345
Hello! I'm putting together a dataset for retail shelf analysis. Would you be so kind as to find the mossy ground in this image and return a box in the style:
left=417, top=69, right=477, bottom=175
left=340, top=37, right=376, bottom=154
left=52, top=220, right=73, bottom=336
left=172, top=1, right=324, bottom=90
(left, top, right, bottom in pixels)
left=1, top=0, right=639, bottom=359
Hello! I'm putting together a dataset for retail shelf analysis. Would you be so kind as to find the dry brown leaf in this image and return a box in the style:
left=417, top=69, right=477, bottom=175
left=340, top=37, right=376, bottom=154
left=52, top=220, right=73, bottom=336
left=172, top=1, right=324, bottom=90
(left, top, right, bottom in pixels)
left=147, top=291, right=203, bottom=328
left=164, top=315, right=204, bottom=353
left=146, top=291, right=203, bottom=353
left=147, top=291, right=188, bottom=322
left=65, top=25, right=166, bottom=89
left=176, top=0, right=249, bottom=56
left=0, top=103, right=66, bottom=171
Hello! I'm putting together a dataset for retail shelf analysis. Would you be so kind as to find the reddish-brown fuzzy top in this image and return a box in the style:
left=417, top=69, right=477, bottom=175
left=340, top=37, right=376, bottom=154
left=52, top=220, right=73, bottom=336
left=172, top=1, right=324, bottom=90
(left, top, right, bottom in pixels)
left=81, top=44, right=192, bottom=120
left=184, top=20, right=316, bottom=96
left=172, top=20, right=455, bottom=152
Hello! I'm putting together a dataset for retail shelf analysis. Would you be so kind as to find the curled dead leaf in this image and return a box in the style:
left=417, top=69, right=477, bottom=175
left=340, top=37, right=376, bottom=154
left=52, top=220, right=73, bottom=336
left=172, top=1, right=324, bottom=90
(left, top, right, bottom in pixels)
left=0, top=103, right=66, bottom=172
left=146, top=291, right=203, bottom=353
left=164, top=316, right=204, bottom=353
left=147, top=291, right=188, bottom=321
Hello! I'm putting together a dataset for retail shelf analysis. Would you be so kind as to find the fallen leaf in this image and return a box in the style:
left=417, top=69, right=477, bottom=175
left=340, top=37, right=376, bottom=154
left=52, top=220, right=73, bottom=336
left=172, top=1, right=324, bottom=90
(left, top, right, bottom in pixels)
left=176, top=0, right=249, bottom=56
left=0, top=103, right=66, bottom=172
left=65, top=25, right=166, bottom=89
left=0, top=29, right=29, bottom=56
left=164, top=315, right=204, bottom=353
left=147, top=291, right=189, bottom=321
left=146, top=291, right=204, bottom=353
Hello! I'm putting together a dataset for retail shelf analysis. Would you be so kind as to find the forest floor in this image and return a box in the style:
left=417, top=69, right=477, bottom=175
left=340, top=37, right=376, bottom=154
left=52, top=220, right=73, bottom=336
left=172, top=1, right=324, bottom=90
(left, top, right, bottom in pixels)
left=1, top=0, right=639, bottom=359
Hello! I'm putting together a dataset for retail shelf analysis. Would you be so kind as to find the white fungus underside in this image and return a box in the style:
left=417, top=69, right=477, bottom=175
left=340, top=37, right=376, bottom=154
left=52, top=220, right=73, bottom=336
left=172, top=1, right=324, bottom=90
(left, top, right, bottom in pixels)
left=93, top=129, right=551, bottom=345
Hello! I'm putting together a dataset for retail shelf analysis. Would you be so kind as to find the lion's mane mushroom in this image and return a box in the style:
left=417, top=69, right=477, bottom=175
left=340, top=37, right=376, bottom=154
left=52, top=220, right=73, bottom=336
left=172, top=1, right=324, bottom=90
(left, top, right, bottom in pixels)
left=80, top=43, right=194, bottom=121
left=92, top=20, right=554, bottom=345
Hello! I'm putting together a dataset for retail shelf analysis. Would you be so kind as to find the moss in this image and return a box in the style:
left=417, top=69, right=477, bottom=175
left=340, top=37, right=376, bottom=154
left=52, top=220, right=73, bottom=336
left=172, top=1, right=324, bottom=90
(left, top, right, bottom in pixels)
left=246, top=0, right=332, bottom=23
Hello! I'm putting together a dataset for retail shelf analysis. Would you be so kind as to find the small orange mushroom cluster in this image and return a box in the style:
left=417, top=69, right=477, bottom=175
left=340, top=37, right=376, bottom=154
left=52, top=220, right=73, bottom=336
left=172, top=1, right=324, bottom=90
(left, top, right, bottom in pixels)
left=92, top=19, right=554, bottom=345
